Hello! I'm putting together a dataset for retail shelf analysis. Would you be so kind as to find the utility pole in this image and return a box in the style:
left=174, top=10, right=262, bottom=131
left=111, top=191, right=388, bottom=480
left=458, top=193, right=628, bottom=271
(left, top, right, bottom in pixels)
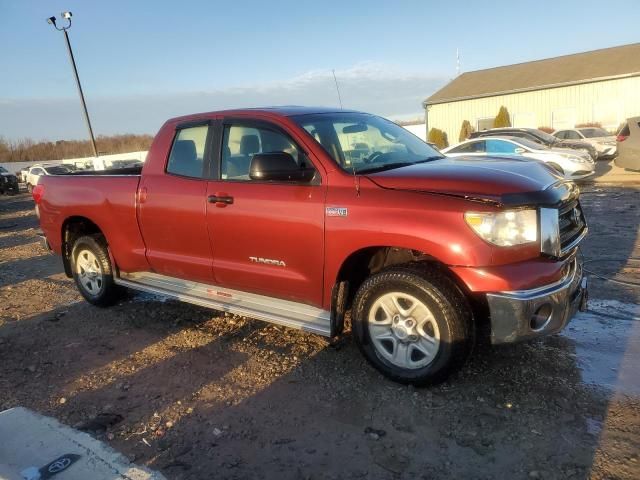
left=47, top=12, right=98, bottom=159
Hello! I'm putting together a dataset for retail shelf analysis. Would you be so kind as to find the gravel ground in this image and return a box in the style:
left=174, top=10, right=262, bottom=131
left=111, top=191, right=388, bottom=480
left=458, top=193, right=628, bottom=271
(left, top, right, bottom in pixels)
left=0, top=185, right=638, bottom=480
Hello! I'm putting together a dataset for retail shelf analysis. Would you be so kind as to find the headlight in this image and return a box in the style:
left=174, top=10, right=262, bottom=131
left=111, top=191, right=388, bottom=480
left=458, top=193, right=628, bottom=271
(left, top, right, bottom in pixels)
left=464, top=209, right=537, bottom=246
left=566, top=155, right=588, bottom=163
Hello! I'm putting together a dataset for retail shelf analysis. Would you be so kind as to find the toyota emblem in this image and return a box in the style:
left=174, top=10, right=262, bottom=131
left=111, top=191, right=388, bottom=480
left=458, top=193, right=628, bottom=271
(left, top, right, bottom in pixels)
left=48, top=457, right=71, bottom=473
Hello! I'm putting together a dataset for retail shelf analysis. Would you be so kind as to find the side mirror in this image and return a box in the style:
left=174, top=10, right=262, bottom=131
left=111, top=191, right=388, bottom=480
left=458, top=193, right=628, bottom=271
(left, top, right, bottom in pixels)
left=514, top=147, right=526, bottom=154
left=249, top=152, right=315, bottom=182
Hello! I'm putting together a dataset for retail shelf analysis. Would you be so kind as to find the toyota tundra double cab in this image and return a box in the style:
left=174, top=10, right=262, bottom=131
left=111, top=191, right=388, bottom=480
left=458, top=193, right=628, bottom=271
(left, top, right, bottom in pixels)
left=34, top=107, right=588, bottom=386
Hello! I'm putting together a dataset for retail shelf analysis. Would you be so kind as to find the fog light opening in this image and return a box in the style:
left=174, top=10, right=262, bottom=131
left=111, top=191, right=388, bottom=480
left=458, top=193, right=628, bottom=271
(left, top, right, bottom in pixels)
left=530, top=303, right=553, bottom=331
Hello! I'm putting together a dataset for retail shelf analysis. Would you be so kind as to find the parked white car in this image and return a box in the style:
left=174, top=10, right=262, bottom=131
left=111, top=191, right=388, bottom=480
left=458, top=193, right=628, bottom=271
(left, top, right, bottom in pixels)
left=442, top=136, right=595, bottom=180
left=25, top=164, right=72, bottom=192
left=552, top=127, right=617, bottom=159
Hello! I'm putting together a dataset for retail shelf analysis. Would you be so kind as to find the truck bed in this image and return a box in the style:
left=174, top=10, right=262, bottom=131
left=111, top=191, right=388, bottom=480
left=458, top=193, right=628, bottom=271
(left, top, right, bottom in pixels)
left=37, top=173, right=149, bottom=274
left=64, top=166, right=143, bottom=176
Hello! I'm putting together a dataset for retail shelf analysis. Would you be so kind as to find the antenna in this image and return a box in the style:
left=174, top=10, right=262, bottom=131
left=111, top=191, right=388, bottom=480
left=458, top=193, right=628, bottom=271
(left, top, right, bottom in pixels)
left=332, top=69, right=343, bottom=109
left=456, top=48, right=460, bottom=76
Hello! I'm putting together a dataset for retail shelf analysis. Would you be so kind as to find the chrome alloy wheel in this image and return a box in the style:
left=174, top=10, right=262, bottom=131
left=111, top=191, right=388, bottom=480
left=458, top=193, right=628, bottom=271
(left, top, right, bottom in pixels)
left=367, top=292, right=440, bottom=369
left=75, top=249, right=104, bottom=297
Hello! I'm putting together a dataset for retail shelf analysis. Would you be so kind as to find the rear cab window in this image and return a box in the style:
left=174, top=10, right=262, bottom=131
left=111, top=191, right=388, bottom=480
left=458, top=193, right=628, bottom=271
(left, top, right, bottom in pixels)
left=166, top=125, right=209, bottom=178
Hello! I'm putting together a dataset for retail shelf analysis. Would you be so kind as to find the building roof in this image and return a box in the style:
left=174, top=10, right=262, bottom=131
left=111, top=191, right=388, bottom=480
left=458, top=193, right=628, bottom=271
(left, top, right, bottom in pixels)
left=425, top=43, right=640, bottom=106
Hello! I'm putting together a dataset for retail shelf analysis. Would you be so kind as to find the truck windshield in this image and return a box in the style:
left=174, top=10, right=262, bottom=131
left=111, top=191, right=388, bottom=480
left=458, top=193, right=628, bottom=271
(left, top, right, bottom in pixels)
left=292, top=113, right=443, bottom=173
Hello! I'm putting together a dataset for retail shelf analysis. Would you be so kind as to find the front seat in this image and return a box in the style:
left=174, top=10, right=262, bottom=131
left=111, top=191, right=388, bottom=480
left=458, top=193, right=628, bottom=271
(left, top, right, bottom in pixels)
left=170, top=140, right=202, bottom=177
left=226, top=134, right=259, bottom=178
left=240, top=134, right=260, bottom=156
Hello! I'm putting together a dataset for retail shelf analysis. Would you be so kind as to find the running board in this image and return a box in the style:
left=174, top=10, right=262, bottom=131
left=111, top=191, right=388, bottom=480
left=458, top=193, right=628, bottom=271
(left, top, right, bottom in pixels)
left=115, top=271, right=332, bottom=336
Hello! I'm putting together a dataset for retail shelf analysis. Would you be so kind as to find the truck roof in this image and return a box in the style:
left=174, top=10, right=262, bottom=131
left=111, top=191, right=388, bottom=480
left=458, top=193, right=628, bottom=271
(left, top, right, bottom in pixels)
left=166, top=106, right=363, bottom=124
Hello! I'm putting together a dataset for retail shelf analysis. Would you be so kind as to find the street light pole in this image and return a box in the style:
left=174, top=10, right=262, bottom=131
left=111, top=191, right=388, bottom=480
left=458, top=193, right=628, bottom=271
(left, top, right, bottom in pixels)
left=47, top=12, right=98, bottom=158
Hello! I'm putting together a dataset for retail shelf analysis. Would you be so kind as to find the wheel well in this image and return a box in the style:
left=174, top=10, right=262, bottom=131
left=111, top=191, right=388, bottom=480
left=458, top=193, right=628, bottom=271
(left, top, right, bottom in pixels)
left=336, top=247, right=432, bottom=308
left=334, top=246, right=490, bottom=337
left=61, top=216, right=103, bottom=277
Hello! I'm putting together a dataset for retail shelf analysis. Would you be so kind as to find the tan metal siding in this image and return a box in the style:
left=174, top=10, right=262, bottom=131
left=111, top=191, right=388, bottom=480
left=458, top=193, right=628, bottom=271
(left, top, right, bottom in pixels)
left=426, top=76, right=640, bottom=144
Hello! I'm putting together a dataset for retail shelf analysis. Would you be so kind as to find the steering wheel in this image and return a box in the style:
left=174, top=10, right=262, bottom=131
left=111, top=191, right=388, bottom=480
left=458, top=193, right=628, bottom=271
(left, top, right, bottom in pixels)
left=364, top=151, right=385, bottom=164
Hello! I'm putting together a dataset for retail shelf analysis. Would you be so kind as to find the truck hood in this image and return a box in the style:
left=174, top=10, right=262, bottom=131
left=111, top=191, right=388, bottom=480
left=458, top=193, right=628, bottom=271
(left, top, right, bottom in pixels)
left=365, top=156, right=574, bottom=207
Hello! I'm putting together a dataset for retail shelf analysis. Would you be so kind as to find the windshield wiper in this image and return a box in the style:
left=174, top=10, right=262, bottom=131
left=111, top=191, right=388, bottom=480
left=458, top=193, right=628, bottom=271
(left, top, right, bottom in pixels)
left=357, top=156, right=443, bottom=175
left=357, top=162, right=413, bottom=174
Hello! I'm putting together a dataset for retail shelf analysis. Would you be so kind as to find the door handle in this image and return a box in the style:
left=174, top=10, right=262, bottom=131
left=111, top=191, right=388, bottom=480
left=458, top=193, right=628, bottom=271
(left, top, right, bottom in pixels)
left=208, top=194, right=234, bottom=207
left=138, top=186, right=148, bottom=204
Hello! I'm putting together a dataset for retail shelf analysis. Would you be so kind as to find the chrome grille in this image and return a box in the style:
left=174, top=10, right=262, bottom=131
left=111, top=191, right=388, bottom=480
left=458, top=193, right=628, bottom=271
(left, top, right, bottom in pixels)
left=558, top=200, right=586, bottom=253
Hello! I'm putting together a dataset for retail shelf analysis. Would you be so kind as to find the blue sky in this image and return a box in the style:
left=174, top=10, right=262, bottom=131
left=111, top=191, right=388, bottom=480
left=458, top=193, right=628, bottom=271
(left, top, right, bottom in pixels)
left=1, top=0, right=638, bottom=140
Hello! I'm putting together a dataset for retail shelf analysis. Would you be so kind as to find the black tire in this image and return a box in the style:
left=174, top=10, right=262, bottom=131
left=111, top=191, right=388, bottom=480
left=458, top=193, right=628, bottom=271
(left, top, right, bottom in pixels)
left=351, top=263, right=474, bottom=386
left=71, top=234, right=122, bottom=307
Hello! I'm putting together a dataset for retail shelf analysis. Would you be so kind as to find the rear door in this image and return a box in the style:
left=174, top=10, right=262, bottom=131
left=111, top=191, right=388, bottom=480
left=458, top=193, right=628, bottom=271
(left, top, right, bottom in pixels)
left=138, top=121, right=214, bottom=283
left=205, top=118, right=326, bottom=306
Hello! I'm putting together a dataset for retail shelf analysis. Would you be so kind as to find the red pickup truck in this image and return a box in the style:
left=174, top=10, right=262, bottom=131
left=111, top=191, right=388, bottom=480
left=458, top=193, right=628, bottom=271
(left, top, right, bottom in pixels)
left=35, top=107, right=588, bottom=386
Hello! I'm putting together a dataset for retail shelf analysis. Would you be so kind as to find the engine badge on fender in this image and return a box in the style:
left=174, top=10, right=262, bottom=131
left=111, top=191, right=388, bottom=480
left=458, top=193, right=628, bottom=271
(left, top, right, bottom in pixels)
left=326, top=207, right=348, bottom=217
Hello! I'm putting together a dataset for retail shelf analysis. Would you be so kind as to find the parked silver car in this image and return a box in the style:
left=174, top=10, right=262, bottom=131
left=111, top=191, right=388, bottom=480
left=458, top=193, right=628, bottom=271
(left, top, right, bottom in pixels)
left=443, top=136, right=595, bottom=180
left=553, top=127, right=617, bottom=159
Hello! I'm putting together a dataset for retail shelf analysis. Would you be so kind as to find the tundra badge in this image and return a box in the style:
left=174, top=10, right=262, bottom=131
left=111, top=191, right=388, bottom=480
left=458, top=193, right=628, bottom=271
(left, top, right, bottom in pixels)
left=249, top=257, right=286, bottom=267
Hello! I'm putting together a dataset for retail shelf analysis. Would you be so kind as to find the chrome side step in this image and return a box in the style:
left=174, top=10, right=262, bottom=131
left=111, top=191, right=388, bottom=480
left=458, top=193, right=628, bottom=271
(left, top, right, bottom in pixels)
left=115, top=271, right=332, bottom=336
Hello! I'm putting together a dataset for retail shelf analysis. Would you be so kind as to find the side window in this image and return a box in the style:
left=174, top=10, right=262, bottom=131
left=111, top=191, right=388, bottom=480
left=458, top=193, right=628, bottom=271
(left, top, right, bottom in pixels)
left=32, top=168, right=43, bottom=175
left=166, top=125, right=208, bottom=178
left=221, top=124, right=313, bottom=181
left=450, top=140, right=485, bottom=154
left=486, top=140, right=517, bottom=154
left=565, top=131, right=579, bottom=140
left=555, top=131, right=566, bottom=140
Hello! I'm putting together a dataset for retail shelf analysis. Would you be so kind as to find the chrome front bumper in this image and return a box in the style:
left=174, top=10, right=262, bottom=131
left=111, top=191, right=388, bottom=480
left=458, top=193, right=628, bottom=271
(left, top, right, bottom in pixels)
left=486, top=256, right=587, bottom=344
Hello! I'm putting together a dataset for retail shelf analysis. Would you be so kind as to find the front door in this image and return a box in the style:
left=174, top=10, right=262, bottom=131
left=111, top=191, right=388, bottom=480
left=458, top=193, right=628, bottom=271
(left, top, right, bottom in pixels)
left=138, top=123, right=214, bottom=283
left=206, top=119, right=326, bottom=306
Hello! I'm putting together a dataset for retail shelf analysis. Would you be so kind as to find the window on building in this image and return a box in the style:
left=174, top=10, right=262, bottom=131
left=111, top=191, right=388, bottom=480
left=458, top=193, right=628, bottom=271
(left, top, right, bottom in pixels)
left=476, top=118, right=494, bottom=131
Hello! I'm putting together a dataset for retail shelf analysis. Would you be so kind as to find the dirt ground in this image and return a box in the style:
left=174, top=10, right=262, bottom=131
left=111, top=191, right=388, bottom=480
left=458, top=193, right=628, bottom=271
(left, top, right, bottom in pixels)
left=0, top=179, right=639, bottom=480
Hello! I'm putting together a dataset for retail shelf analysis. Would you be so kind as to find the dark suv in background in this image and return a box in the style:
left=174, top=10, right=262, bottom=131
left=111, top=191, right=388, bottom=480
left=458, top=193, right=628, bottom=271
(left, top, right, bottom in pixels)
left=0, top=166, right=19, bottom=195
left=469, top=127, right=597, bottom=160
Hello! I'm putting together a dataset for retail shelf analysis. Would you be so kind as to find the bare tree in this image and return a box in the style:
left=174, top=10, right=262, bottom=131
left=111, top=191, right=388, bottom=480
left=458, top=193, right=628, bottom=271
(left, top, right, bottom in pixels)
left=0, top=134, right=154, bottom=162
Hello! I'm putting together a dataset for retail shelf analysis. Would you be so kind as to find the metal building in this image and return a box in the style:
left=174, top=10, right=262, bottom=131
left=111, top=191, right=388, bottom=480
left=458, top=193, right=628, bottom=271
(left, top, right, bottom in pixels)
left=423, top=43, right=640, bottom=143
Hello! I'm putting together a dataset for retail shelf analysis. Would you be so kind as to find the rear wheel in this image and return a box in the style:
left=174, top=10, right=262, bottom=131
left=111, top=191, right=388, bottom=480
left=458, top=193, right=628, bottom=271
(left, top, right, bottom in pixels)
left=71, top=235, right=122, bottom=307
left=351, top=264, right=474, bottom=386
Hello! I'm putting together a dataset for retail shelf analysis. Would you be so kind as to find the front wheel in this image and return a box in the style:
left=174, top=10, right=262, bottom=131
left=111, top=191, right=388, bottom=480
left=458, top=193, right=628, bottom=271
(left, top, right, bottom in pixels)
left=71, top=235, right=122, bottom=307
left=351, top=264, right=474, bottom=386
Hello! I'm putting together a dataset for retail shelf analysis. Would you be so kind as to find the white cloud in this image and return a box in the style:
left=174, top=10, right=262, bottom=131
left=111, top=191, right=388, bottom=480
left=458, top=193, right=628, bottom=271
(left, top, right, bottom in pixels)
left=0, top=63, right=446, bottom=140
